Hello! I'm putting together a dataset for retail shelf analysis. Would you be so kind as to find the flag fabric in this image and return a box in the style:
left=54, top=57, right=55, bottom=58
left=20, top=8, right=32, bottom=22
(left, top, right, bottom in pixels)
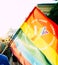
left=10, top=6, right=58, bottom=65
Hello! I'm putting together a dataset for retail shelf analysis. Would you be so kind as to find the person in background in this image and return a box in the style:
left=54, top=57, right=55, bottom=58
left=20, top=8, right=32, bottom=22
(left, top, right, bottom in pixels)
left=0, top=54, right=10, bottom=65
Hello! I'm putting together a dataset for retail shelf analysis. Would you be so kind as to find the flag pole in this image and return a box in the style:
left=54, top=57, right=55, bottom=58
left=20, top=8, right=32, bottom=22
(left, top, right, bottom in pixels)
left=1, top=28, right=21, bottom=54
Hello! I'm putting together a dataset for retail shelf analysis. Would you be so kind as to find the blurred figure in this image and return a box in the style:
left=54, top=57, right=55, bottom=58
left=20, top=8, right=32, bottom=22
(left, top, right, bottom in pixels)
left=48, top=3, right=58, bottom=25
left=0, top=54, right=10, bottom=65
left=12, top=55, right=20, bottom=65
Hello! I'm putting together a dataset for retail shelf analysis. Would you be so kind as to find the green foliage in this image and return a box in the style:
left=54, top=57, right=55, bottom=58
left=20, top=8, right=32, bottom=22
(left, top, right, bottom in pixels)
left=48, top=3, right=58, bottom=24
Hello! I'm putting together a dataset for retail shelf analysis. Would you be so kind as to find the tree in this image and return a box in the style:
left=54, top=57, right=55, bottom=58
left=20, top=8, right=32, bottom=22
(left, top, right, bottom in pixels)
left=48, top=3, right=58, bottom=24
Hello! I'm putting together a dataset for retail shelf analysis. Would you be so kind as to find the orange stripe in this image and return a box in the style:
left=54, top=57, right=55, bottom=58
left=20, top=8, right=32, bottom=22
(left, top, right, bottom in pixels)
left=21, top=22, right=58, bottom=54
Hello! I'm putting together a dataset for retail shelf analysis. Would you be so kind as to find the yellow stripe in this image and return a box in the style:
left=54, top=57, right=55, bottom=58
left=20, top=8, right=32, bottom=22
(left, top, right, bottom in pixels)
left=56, top=54, right=58, bottom=65
left=30, top=36, right=57, bottom=65
left=21, top=22, right=58, bottom=65
left=21, top=22, right=43, bottom=39
left=21, top=22, right=34, bottom=39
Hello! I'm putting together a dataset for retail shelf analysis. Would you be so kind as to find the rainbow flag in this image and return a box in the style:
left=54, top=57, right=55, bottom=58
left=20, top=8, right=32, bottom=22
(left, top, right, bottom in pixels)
left=10, top=7, right=58, bottom=65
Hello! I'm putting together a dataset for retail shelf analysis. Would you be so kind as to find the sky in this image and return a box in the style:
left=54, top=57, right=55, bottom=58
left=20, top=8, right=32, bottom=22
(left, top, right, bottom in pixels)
left=0, top=0, right=57, bottom=37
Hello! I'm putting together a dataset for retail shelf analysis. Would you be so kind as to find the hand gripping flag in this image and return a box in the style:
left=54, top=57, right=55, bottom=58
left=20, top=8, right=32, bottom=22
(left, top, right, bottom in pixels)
left=10, top=6, right=58, bottom=65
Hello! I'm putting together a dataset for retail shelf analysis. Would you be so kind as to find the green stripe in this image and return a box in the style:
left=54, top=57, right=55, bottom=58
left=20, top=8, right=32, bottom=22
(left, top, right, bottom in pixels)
left=17, top=29, right=52, bottom=65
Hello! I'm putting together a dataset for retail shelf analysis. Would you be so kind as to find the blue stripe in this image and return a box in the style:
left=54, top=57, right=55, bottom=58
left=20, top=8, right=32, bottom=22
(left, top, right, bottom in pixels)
left=14, top=37, right=44, bottom=65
